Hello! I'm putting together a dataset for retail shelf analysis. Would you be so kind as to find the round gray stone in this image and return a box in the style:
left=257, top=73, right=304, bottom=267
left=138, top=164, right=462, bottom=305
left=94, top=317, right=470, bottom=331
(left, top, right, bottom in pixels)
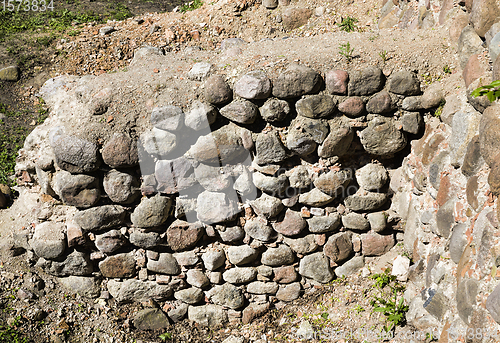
left=272, top=64, right=322, bottom=99
left=223, top=267, right=257, bottom=284
left=185, top=100, right=217, bottom=131
left=341, top=213, right=370, bottom=231
left=147, top=253, right=180, bottom=275
left=150, top=105, right=184, bottom=132
left=244, top=217, right=276, bottom=242
left=95, top=229, right=128, bottom=254
left=174, top=288, right=204, bottom=304
left=259, top=98, right=290, bottom=123
left=251, top=193, right=284, bottom=218
left=298, top=252, right=334, bottom=283
left=204, top=75, right=232, bottom=105
left=131, top=195, right=172, bottom=228
left=74, top=205, right=126, bottom=232
left=31, top=222, right=66, bottom=260
left=210, top=283, right=245, bottom=309
left=261, top=245, right=295, bottom=266
left=219, top=100, right=259, bottom=124
left=103, top=169, right=140, bottom=205
left=307, top=213, right=341, bottom=233
left=254, top=131, right=288, bottom=165
left=359, top=117, right=407, bottom=156
left=227, top=245, right=259, bottom=266
left=388, top=70, right=421, bottom=95
left=296, top=94, right=336, bottom=119
left=234, top=70, right=272, bottom=100
left=202, top=249, right=226, bottom=271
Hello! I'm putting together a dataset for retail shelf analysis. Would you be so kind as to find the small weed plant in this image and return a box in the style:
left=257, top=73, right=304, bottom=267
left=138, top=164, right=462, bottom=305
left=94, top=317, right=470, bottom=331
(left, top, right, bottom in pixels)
left=339, top=42, right=354, bottom=62
left=369, top=269, right=409, bottom=333
left=158, top=332, right=172, bottom=341
left=443, top=65, right=452, bottom=74
left=471, top=80, right=500, bottom=102
left=432, top=99, right=446, bottom=118
left=337, top=16, right=358, bottom=32
left=379, top=50, right=388, bottom=63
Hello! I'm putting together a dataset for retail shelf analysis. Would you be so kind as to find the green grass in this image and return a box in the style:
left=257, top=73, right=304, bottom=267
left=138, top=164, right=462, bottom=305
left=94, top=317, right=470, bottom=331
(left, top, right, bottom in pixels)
left=0, top=2, right=133, bottom=41
left=0, top=316, right=28, bottom=343
left=180, top=0, right=203, bottom=12
left=158, top=332, right=172, bottom=341
left=108, top=3, right=133, bottom=21
left=0, top=103, right=32, bottom=185
left=0, top=9, right=99, bottom=39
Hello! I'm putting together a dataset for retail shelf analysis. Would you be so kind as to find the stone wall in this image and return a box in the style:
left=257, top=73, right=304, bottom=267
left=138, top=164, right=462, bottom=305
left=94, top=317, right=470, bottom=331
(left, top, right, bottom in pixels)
left=379, top=0, right=500, bottom=340
left=10, top=43, right=448, bottom=328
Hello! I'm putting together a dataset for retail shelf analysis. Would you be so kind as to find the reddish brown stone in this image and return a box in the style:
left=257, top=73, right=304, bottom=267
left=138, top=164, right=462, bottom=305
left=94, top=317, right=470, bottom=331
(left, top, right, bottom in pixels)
left=463, top=54, right=487, bottom=88
left=190, top=30, right=200, bottom=41
left=338, top=97, right=365, bottom=117
left=325, top=70, right=349, bottom=95
left=166, top=220, right=204, bottom=252
left=272, top=209, right=306, bottom=236
left=102, top=133, right=139, bottom=168
left=436, top=175, right=451, bottom=207
left=242, top=302, right=269, bottom=324
left=361, top=232, right=395, bottom=256
left=466, top=175, right=480, bottom=210
left=315, top=234, right=326, bottom=246
left=323, top=232, right=353, bottom=263
left=413, top=123, right=434, bottom=155
left=273, top=265, right=298, bottom=284
left=98, top=253, right=136, bottom=278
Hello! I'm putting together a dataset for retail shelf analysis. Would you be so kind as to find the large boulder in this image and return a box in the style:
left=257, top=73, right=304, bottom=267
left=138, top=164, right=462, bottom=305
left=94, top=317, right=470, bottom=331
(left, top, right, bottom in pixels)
left=469, top=0, right=500, bottom=38
left=348, top=66, right=384, bottom=96
left=272, top=64, right=321, bottom=99
left=31, top=222, right=66, bottom=260
left=359, top=117, right=407, bottom=156
left=102, top=133, right=139, bottom=168
left=74, top=205, right=126, bottom=232
left=186, top=123, right=252, bottom=165
left=49, top=128, right=101, bottom=173
left=234, top=70, right=272, bottom=100
left=131, top=195, right=172, bottom=228
left=53, top=171, right=100, bottom=208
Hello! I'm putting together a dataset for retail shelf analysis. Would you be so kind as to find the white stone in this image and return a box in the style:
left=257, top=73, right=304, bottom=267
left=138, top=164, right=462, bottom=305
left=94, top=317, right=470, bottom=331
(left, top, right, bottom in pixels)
left=391, top=255, right=410, bottom=281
